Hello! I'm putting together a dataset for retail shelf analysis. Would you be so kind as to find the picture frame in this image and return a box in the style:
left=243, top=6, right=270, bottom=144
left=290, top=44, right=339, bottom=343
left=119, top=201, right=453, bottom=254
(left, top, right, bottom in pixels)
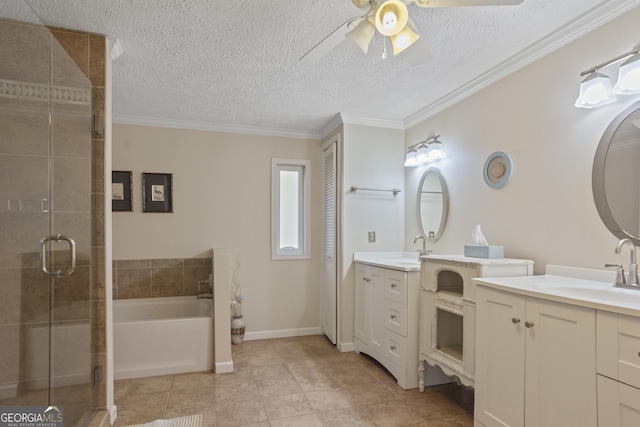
left=142, top=173, right=173, bottom=213
left=111, top=171, right=133, bottom=212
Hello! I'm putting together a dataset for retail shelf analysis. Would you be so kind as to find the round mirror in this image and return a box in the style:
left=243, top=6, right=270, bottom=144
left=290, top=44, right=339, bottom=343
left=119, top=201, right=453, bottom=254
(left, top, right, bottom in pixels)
left=417, top=167, right=449, bottom=242
left=593, top=100, right=640, bottom=246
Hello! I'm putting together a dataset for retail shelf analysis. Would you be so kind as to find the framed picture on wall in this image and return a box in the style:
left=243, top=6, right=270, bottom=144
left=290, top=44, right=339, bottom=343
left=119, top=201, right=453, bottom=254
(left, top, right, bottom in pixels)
left=142, top=173, right=173, bottom=213
left=112, top=171, right=133, bottom=212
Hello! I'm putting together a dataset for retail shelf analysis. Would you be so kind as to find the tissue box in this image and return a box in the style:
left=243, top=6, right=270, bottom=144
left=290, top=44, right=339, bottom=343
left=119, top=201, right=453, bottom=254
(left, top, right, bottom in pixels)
left=464, top=245, right=504, bottom=259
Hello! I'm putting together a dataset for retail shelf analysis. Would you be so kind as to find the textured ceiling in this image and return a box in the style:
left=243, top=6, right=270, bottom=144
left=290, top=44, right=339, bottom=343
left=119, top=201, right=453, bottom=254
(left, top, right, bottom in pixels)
left=6, top=0, right=640, bottom=137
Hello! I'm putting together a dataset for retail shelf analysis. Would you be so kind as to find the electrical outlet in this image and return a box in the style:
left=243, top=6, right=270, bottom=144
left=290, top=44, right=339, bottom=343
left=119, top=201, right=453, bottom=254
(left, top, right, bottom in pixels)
left=368, top=231, right=376, bottom=243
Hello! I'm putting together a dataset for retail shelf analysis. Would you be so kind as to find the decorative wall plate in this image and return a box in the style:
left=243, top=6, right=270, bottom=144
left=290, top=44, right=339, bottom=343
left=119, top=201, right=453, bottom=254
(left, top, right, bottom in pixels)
left=483, top=151, right=513, bottom=189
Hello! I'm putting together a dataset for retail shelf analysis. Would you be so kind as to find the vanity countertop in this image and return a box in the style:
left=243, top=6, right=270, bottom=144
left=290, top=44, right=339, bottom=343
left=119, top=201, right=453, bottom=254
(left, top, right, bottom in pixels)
left=473, top=265, right=640, bottom=317
left=353, top=252, right=421, bottom=272
left=421, top=254, right=535, bottom=266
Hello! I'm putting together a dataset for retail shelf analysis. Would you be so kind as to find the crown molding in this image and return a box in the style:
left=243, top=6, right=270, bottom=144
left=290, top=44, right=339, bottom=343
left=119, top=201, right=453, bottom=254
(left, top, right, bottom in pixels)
left=112, top=114, right=320, bottom=140
left=404, top=0, right=640, bottom=129
left=318, top=112, right=405, bottom=139
left=339, top=113, right=405, bottom=130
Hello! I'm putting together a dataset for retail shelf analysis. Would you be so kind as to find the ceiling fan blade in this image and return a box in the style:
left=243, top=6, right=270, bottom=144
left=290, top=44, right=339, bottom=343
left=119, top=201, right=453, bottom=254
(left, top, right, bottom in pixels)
left=411, top=0, right=523, bottom=7
left=300, top=17, right=364, bottom=63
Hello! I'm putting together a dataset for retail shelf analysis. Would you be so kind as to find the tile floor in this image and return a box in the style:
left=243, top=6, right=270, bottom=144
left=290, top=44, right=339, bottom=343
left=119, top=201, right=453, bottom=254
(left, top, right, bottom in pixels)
left=114, top=335, right=473, bottom=427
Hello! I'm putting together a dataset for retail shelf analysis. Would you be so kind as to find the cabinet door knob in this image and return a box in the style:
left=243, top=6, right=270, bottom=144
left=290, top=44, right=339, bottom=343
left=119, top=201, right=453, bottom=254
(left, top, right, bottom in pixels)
left=525, top=321, right=534, bottom=328
left=391, top=284, right=397, bottom=288
left=390, top=345, right=396, bottom=351
left=390, top=314, right=397, bottom=319
left=512, top=317, right=520, bottom=324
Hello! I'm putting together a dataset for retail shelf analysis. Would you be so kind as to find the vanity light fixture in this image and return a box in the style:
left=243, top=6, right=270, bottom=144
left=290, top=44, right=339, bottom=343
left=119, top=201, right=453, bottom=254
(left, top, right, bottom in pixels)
left=575, top=44, right=640, bottom=108
left=404, top=135, right=445, bottom=167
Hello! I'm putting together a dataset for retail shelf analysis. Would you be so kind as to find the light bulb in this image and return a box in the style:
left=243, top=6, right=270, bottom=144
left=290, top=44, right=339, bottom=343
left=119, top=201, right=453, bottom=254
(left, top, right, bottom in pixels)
left=613, top=54, right=640, bottom=95
left=575, top=71, right=615, bottom=108
left=382, top=11, right=398, bottom=31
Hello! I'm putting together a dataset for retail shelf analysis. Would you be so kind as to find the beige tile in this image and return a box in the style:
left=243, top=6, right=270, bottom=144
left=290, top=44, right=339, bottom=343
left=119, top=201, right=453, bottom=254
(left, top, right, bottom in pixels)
left=262, top=392, right=314, bottom=421
left=166, top=386, right=214, bottom=411
left=89, top=34, right=106, bottom=87
left=117, top=259, right=151, bottom=269
left=215, top=378, right=260, bottom=405
left=405, top=393, right=469, bottom=421
left=251, top=363, right=291, bottom=381
left=127, top=376, right=174, bottom=395
left=172, top=372, right=214, bottom=390
left=151, top=266, right=184, bottom=297
left=268, top=413, right=323, bottom=427
left=215, top=399, right=267, bottom=427
left=117, top=268, right=151, bottom=299
left=291, top=370, right=341, bottom=392
left=342, top=381, right=400, bottom=405
left=304, top=388, right=358, bottom=412
left=256, top=377, right=303, bottom=398
left=114, top=380, right=129, bottom=403
left=116, top=391, right=168, bottom=418
left=328, top=364, right=379, bottom=385
left=316, top=407, right=376, bottom=427
left=362, top=400, right=426, bottom=427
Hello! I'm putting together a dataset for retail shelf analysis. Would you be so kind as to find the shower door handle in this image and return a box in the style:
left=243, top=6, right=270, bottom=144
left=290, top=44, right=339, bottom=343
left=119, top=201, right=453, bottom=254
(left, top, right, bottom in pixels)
left=40, top=234, right=76, bottom=276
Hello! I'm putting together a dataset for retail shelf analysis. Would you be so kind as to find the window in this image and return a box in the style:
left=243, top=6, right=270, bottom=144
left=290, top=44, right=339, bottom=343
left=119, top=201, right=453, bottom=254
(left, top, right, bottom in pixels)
left=271, top=158, right=311, bottom=260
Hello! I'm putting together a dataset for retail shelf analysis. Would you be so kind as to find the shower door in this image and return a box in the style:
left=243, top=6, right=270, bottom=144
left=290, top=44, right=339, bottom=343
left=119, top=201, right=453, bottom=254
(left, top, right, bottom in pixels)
left=0, top=2, right=95, bottom=426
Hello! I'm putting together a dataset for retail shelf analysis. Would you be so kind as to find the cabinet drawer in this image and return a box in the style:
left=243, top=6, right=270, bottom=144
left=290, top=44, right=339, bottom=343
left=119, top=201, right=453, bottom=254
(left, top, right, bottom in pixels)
left=385, top=269, right=407, bottom=303
left=384, top=299, right=407, bottom=336
left=385, top=329, right=406, bottom=366
left=597, top=374, right=640, bottom=427
left=597, top=311, right=640, bottom=389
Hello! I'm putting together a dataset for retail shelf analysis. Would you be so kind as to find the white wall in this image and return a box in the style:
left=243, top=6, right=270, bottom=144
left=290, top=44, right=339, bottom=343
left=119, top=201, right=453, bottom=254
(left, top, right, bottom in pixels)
left=404, top=6, right=640, bottom=274
left=337, top=123, right=406, bottom=347
left=112, top=124, right=322, bottom=337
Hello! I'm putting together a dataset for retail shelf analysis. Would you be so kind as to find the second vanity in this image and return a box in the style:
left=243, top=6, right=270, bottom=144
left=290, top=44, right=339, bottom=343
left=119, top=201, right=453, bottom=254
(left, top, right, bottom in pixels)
left=473, top=265, right=640, bottom=427
left=353, top=252, right=450, bottom=389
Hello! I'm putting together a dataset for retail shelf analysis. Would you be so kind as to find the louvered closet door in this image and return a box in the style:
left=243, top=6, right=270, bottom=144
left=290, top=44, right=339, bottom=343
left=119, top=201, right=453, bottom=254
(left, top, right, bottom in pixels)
left=322, top=141, right=337, bottom=344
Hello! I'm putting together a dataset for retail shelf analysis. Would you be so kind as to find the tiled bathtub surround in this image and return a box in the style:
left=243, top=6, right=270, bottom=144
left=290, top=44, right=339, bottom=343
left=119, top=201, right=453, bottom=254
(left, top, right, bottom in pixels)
left=113, top=258, right=213, bottom=299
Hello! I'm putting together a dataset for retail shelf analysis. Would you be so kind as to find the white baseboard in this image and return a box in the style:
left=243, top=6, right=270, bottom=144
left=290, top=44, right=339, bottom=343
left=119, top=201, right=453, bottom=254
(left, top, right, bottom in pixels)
left=109, top=405, right=118, bottom=426
left=243, top=326, right=322, bottom=341
left=215, top=361, right=234, bottom=374
left=337, top=341, right=355, bottom=352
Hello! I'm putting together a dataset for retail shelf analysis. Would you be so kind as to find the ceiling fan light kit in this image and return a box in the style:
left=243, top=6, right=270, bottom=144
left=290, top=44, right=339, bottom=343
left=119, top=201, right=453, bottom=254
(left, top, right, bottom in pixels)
left=300, top=0, right=525, bottom=63
left=374, top=0, right=409, bottom=36
left=345, top=17, right=376, bottom=53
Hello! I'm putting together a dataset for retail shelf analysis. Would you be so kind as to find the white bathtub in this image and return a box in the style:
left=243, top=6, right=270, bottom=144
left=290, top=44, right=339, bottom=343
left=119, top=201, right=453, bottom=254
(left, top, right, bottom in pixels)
left=113, top=296, right=213, bottom=380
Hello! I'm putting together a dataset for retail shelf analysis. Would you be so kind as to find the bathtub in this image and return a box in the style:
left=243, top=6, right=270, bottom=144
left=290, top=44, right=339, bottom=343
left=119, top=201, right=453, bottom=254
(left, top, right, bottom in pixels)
left=113, top=296, right=213, bottom=380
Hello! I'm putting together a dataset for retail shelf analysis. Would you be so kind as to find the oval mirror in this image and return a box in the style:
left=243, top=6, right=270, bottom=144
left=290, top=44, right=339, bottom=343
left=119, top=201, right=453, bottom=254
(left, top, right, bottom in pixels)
left=593, top=100, right=640, bottom=246
left=417, top=167, right=449, bottom=242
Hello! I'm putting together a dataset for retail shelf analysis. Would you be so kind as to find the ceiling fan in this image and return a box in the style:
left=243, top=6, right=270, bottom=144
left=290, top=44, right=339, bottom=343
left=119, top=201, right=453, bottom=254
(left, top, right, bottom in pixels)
left=300, top=0, right=524, bottom=64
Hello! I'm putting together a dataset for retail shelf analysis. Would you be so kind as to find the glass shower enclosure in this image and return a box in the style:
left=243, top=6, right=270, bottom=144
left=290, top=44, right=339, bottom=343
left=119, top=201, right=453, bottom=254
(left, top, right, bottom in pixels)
left=0, top=1, right=95, bottom=425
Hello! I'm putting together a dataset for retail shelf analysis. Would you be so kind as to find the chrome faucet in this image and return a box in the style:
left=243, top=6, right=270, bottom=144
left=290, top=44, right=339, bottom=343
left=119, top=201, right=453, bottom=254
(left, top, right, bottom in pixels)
left=197, top=274, right=213, bottom=299
left=615, top=238, right=639, bottom=285
left=413, top=235, right=428, bottom=256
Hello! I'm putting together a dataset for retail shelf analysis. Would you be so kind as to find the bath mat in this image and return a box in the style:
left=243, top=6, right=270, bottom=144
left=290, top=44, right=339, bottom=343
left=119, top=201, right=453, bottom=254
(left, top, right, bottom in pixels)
left=125, top=414, right=202, bottom=427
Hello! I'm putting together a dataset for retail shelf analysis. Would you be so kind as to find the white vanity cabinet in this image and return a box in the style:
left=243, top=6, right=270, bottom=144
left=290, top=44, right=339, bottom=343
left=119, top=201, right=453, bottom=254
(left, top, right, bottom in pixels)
left=474, top=285, right=597, bottom=427
left=596, top=311, right=640, bottom=427
left=354, top=263, right=385, bottom=359
left=354, top=260, right=422, bottom=389
left=418, top=255, right=533, bottom=389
